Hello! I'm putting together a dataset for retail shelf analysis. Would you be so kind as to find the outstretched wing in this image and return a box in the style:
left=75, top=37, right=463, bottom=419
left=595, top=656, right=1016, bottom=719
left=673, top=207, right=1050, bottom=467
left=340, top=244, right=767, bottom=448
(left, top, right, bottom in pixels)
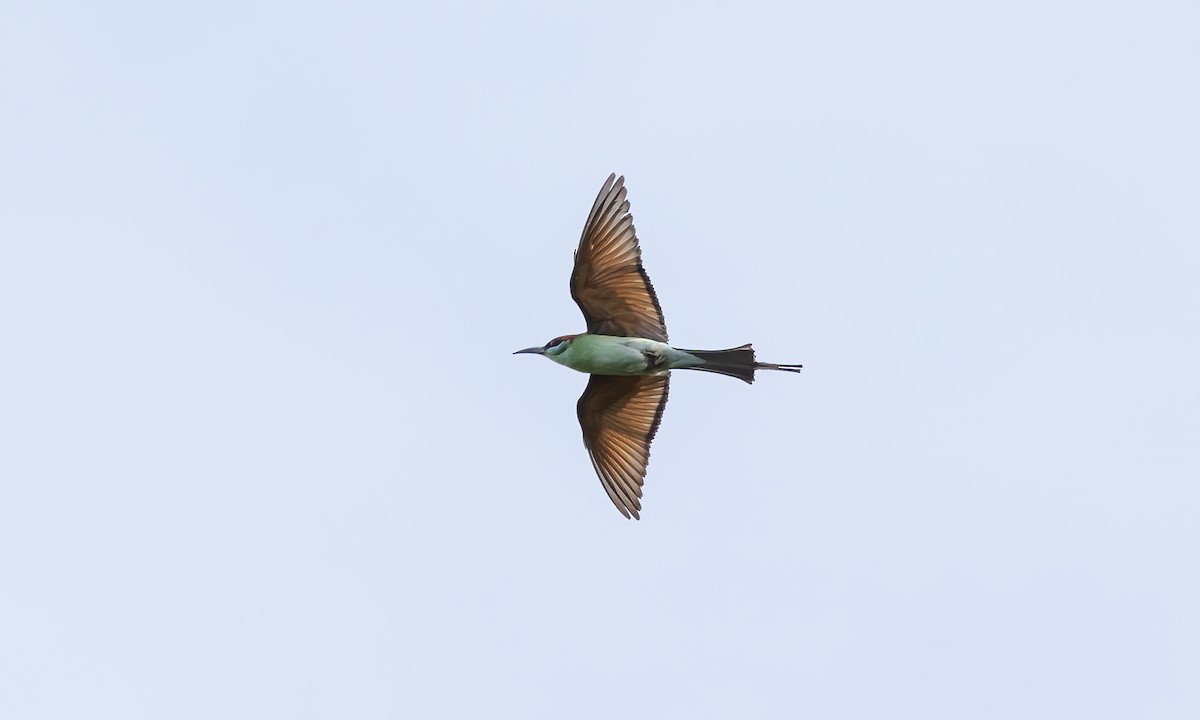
left=576, top=373, right=671, bottom=520
left=570, top=174, right=668, bottom=342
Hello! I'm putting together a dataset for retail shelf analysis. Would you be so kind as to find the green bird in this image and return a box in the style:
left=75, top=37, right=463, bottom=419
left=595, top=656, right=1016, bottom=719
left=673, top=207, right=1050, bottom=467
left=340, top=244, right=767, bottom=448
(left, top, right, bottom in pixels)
left=515, top=174, right=803, bottom=519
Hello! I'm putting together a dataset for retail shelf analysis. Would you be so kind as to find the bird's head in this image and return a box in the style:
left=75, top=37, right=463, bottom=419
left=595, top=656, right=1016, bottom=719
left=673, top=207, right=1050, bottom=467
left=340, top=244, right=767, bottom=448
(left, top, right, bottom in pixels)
left=513, top=334, right=579, bottom=358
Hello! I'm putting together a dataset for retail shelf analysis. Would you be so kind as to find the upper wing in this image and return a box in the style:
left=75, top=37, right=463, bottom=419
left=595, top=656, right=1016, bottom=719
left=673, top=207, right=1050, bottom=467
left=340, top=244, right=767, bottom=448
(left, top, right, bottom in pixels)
left=570, top=174, right=668, bottom=342
left=576, top=373, right=671, bottom=520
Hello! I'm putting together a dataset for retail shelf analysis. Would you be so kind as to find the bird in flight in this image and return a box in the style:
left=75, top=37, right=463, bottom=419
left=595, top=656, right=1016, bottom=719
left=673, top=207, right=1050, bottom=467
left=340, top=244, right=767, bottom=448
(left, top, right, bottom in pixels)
left=515, top=174, right=803, bottom=519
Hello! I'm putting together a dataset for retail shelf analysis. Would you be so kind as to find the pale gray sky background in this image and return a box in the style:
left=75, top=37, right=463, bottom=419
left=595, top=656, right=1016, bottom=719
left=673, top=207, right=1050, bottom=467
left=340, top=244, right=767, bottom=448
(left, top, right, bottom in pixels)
left=2, top=1, right=1198, bottom=718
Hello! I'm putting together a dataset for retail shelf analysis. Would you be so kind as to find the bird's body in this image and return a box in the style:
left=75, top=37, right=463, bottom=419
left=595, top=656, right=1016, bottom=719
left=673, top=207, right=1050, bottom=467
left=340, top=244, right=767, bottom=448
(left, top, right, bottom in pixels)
left=516, top=174, right=802, bottom=519
left=544, top=334, right=703, bottom=376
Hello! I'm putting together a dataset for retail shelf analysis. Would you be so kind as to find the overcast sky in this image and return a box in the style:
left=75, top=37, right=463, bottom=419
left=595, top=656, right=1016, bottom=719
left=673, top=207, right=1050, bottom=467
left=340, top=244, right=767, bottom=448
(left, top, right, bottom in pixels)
left=2, top=2, right=1198, bottom=718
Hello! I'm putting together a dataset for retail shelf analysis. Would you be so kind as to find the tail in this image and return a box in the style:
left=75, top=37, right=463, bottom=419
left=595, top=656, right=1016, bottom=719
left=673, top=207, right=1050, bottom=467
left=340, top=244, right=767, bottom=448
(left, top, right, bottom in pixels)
left=677, top=344, right=803, bottom=384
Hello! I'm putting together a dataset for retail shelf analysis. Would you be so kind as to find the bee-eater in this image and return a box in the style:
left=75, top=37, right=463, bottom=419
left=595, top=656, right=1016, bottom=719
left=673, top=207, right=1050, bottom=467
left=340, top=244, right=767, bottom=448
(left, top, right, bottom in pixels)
left=515, top=174, right=802, bottom=519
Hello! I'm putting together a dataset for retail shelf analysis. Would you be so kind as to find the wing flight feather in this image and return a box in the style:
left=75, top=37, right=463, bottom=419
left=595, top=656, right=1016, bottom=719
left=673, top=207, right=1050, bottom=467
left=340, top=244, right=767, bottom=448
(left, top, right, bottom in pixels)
left=576, top=373, right=670, bottom=519
left=570, top=174, right=668, bottom=342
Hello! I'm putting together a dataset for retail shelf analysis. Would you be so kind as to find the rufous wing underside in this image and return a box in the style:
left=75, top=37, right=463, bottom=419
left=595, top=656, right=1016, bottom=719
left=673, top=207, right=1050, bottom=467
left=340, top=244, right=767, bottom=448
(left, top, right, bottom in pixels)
left=576, top=373, right=670, bottom=520
left=570, top=174, right=668, bottom=343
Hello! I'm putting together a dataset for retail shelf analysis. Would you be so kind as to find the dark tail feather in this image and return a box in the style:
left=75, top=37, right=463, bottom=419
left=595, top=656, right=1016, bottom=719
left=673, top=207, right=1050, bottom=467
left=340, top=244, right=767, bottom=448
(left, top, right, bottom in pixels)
left=677, top=344, right=803, bottom=384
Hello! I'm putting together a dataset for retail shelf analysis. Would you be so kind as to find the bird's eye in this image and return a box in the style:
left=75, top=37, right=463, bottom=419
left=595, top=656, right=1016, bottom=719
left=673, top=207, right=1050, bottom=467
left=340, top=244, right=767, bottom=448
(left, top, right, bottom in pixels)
left=544, top=337, right=570, bottom=355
